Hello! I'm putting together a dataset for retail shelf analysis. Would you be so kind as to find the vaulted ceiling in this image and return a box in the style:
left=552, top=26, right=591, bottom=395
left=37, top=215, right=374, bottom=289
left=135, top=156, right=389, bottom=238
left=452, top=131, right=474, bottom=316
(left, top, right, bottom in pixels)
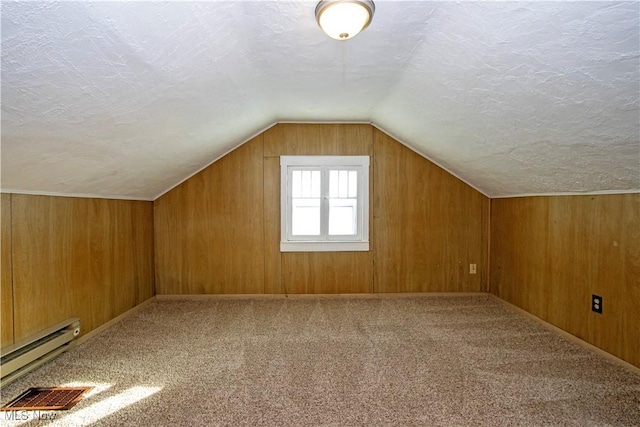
left=1, top=1, right=638, bottom=200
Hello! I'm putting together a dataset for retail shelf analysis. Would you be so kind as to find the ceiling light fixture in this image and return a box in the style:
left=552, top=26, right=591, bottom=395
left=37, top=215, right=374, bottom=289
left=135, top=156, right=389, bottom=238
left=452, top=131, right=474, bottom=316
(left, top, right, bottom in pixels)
left=315, top=0, right=375, bottom=41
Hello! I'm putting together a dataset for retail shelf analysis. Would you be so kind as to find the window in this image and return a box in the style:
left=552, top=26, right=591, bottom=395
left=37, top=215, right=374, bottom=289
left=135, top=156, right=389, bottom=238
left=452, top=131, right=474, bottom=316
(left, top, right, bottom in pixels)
left=280, top=156, right=369, bottom=252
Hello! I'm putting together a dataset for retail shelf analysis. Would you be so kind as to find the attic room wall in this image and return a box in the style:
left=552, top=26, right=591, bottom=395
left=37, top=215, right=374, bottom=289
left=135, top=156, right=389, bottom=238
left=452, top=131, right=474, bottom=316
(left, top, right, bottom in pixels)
left=264, top=124, right=375, bottom=293
left=154, top=123, right=489, bottom=294
left=0, top=194, right=155, bottom=345
left=374, top=130, right=489, bottom=292
left=490, top=194, right=640, bottom=368
left=1, top=194, right=13, bottom=345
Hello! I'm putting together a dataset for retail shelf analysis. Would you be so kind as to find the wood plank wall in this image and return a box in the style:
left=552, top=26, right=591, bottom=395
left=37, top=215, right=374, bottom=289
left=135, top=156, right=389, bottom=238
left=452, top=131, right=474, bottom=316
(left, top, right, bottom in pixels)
left=0, top=194, right=154, bottom=345
left=267, top=125, right=375, bottom=294
left=155, top=123, right=488, bottom=294
left=374, top=131, right=489, bottom=292
left=490, top=194, right=640, bottom=368
left=154, top=139, right=265, bottom=294
left=1, top=194, right=13, bottom=345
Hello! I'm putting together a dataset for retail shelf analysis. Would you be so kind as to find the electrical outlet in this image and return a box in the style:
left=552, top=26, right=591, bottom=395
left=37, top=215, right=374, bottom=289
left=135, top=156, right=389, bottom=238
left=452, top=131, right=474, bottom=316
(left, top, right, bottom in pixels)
left=469, top=264, right=477, bottom=274
left=592, top=294, right=602, bottom=314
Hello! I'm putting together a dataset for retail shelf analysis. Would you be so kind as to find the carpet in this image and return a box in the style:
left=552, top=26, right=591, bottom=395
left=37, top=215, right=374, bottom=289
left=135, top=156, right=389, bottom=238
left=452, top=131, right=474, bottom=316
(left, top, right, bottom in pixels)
left=1, top=294, right=638, bottom=426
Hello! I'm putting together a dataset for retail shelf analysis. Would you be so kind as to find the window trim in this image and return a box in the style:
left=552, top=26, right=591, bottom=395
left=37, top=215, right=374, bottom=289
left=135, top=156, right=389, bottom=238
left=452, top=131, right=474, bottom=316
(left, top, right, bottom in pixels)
left=280, top=155, right=370, bottom=252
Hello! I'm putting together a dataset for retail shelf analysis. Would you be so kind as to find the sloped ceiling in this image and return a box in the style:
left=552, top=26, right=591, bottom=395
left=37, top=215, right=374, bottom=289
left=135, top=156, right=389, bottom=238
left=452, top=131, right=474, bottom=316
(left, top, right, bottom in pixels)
left=1, top=1, right=638, bottom=200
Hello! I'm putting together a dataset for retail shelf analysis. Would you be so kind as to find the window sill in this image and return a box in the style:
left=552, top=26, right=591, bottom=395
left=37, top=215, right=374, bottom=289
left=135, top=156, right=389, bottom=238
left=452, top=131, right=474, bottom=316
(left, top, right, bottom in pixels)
left=280, top=241, right=369, bottom=252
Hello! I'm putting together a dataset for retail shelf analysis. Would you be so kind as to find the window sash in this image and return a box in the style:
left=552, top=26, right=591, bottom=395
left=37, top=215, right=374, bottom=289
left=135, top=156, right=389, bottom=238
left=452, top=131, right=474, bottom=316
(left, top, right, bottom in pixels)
left=286, top=165, right=363, bottom=242
left=280, top=156, right=369, bottom=252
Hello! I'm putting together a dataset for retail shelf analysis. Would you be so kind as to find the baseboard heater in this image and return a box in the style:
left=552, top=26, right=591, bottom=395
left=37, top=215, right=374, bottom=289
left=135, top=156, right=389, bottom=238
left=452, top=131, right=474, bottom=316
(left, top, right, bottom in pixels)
left=1, top=318, right=80, bottom=388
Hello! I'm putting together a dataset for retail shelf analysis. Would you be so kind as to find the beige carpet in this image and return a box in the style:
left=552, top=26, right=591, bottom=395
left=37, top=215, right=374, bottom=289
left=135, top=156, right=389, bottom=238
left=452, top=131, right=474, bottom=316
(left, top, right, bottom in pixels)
left=1, top=295, right=639, bottom=426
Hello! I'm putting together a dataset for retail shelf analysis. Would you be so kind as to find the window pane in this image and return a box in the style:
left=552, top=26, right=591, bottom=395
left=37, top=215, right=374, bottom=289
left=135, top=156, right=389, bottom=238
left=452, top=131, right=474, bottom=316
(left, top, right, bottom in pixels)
left=311, top=171, right=321, bottom=198
left=292, top=199, right=320, bottom=235
left=329, top=170, right=338, bottom=198
left=329, top=198, right=357, bottom=235
left=338, top=170, right=348, bottom=198
left=301, top=171, right=311, bottom=197
left=281, top=156, right=369, bottom=249
left=292, top=171, right=302, bottom=198
left=348, top=171, right=357, bottom=198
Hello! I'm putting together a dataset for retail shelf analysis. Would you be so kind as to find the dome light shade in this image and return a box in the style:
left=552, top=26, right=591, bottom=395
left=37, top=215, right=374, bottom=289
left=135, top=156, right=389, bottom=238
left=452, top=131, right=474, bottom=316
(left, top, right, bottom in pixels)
left=315, top=0, right=375, bottom=40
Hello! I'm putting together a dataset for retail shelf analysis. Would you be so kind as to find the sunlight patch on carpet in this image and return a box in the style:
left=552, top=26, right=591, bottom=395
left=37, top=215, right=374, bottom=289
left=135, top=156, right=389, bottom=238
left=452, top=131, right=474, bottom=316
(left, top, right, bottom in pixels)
left=47, top=386, right=162, bottom=427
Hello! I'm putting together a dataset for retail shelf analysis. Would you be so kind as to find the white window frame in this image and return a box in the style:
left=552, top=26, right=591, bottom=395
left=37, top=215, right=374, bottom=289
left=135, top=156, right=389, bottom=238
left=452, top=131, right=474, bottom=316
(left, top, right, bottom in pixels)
left=280, top=155, right=370, bottom=252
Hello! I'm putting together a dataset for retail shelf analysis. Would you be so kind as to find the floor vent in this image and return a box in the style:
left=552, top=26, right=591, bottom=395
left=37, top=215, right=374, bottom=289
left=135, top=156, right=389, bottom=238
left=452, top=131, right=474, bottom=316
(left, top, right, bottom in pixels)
left=1, top=386, right=92, bottom=411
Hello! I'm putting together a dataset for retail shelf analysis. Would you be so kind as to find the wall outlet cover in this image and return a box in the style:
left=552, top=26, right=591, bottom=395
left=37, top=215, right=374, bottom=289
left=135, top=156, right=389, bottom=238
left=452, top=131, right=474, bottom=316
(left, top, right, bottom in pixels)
left=592, top=294, right=603, bottom=314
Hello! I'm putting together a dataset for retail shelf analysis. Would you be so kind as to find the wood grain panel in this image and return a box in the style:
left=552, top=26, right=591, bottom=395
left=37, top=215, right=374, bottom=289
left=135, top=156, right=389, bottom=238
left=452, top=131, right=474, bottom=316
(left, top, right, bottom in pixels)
left=1, top=194, right=13, bottom=347
left=89, top=199, right=154, bottom=328
left=12, top=195, right=91, bottom=339
left=282, top=252, right=373, bottom=294
left=132, top=201, right=155, bottom=303
left=481, top=197, right=491, bottom=291
left=89, top=198, right=115, bottom=331
left=263, top=157, right=283, bottom=294
left=155, top=136, right=265, bottom=294
left=490, top=194, right=640, bottom=368
left=154, top=184, right=181, bottom=294
left=11, top=195, right=154, bottom=341
left=157, top=123, right=487, bottom=295
left=490, top=197, right=550, bottom=317
left=263, top=123, right=373, bottom=157
left=373, top=129, right=487, bottom=293
left=263, top=123, right=374, bottom=294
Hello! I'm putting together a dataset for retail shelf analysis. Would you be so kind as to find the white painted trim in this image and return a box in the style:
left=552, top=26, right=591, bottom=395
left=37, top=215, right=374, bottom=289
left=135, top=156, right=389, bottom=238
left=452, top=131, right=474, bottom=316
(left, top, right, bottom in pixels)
left=280, top=241, right=369, bottom=252
left=152, top=122, right=278, bottom=200
left=0, top=189, right=153, bottom=202
left=490, top=189, right=640, bottom=199
left=280, top=162, right=289, bottom=244
left=371, top=123, right=491, bottom=198
left=280, top=155, right=370, bottom=251
left=7, top=186, right=631, bottom=203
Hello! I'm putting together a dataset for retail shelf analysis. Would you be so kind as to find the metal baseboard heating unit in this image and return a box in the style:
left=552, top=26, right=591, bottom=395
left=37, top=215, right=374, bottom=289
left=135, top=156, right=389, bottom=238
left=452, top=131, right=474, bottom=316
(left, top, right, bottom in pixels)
left=1, top=318, right=80, bottom=388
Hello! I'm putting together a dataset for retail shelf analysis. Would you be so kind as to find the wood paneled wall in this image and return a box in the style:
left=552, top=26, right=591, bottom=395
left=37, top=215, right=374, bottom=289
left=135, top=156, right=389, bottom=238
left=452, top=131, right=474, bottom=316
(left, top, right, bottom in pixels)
left=1, top=194, right=13, bottom=346
left=154, top=139, right=265, bottom=294
left=1, top=194, right=154, bottom=345
left=490, top=194, right=640, bottom=368
left=266, top=125, right=375, bottom=294
left=374, top=131, right=488, bottom=292
left=155, top=123, right=488, bottom=294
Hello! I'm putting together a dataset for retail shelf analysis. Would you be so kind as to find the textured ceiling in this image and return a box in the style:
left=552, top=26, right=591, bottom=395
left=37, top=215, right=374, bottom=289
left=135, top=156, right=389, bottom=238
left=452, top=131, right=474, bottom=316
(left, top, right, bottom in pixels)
left=1, top=1, right=638, bottom=200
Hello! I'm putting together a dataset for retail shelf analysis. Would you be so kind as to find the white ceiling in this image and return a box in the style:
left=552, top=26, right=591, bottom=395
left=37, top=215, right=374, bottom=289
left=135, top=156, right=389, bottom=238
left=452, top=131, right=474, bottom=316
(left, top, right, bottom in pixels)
left=1, top=1, right=638, bottom=200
